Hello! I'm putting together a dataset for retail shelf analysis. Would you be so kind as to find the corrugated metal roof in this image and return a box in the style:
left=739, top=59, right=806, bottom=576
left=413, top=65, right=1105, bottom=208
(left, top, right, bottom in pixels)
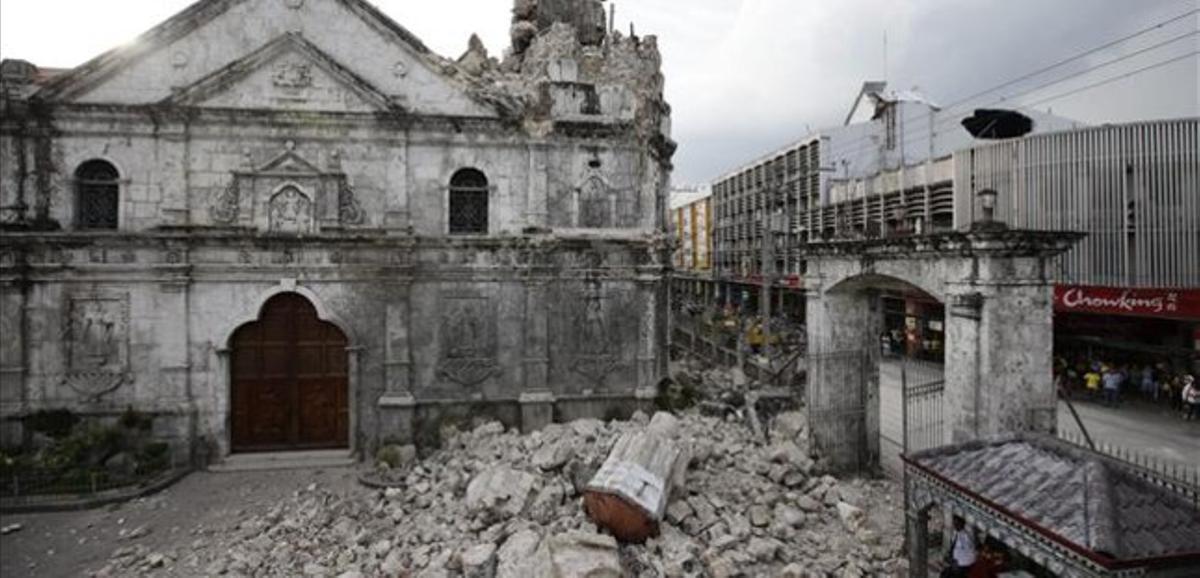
left=911, top=436, right=1200, bottom=562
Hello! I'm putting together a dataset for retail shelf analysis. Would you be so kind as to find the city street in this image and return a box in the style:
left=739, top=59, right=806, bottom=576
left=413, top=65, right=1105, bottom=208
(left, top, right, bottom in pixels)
left=880, top=359, right=1199, bottom=479
left=1058, top=397, right=1200, bottom=472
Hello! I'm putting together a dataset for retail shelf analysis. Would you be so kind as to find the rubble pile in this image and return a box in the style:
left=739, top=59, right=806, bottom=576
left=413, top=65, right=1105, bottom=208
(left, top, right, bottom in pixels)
left=94, top=406, right=904, bottom=578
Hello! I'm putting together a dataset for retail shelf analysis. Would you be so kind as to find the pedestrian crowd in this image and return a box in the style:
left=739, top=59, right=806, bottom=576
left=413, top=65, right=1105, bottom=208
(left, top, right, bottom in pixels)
left=1054, top=354, right=1199, bottom=420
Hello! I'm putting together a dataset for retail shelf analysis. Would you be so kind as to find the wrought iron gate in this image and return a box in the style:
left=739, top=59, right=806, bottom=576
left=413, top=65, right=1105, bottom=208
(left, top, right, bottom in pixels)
left=808, top=349, right=871, bottom=473
left=901, top=358, right=945, bottom=454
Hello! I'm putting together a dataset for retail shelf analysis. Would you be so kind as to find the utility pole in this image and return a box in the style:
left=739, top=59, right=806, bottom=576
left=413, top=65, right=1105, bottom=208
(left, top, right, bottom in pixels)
left=760, top=161, right=785, bottom=358
left=760, top=203, right=773, bottom=357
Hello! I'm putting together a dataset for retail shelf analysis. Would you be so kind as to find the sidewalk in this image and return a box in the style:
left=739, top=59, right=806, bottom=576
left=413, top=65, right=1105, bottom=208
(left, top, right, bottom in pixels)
left=1057, top=396, right=1200, bottom=471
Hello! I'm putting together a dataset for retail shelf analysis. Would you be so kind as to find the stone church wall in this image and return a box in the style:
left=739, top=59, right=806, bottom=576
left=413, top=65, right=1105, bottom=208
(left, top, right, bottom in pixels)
left=0, top=0, right=674, bottom=461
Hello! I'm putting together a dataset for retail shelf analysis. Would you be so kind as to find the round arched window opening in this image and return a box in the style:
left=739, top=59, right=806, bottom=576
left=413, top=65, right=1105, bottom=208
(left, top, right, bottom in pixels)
left=75, top=160, right=120, bottom=230
left=448, top=168, right=489, bottom=235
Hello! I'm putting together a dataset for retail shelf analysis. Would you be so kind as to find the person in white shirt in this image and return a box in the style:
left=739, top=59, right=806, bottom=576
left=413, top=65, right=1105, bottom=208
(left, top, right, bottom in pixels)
left=942, top=515, right=977, bottom=577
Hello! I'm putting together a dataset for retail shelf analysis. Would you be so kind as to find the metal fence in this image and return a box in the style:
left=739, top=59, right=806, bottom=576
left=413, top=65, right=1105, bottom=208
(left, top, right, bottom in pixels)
left=900, top=358, right=946, bottom=455
left=1057, top=429, right=1199, bottom=508
left=2, top=452, right=181, bottom=501
left=670, top=321, right=805, bottom=388
left=672, top=326, right=739, bottom=367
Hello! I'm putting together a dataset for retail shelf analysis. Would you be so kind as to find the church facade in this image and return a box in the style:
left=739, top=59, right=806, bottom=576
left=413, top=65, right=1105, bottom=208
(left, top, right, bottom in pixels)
left=0, top=0, right=674, bottom=459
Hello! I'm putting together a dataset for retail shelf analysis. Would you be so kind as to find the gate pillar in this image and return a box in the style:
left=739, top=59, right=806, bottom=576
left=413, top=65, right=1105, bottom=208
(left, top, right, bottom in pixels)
left=944, top=262, right=1060, bottom=442
left=805, top=283, right=883, bottom=472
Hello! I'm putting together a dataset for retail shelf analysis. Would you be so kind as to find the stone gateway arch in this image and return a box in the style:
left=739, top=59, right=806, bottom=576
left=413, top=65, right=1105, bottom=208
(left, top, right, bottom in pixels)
left=803, top=229, right=1084, bottom=472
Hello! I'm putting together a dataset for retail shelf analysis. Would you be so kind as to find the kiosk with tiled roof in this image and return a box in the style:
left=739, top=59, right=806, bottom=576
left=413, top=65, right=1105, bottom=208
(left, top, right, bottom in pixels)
left=903, top=434, right=1200, bottom=577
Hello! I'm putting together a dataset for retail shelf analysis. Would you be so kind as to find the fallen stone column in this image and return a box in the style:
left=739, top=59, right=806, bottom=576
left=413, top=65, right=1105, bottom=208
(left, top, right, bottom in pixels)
left=583, top=412, right=688, bottom=543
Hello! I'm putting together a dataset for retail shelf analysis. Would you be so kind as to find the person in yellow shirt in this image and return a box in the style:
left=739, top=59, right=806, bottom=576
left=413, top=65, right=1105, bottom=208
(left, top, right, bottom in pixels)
left=1084, top=370, right=1102, bottom=400
left=747, top=321, right=765, bottom=354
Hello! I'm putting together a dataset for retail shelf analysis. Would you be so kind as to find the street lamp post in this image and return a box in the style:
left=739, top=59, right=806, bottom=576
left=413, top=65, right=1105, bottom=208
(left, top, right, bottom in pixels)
left=971, top=188, right=1007, bottom=233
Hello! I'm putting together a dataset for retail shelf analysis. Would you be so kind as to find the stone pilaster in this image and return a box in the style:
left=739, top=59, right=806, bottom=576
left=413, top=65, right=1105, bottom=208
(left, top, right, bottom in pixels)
left=525, top=144, right=549, bottom=228
left=0, top=283, right=27, bottom=447
left=157, top=280, right=191, bottom=404
left=385, top=142, right=409, bottom=233
left=635, top=279, right=658, bottom=399
left=379, top=282, right=415, bottom=444
left=520, top=281, right=553, bottom=432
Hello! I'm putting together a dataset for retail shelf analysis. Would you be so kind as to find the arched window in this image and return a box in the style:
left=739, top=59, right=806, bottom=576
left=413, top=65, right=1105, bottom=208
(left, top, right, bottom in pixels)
left=75, top=160, right=120, bottom=230
left=448, top=168, right=488, bottom=235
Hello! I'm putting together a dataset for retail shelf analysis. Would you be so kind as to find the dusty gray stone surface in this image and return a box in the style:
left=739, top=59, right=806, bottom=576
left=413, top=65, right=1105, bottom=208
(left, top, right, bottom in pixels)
left=68, top=407, right=907, bottom=577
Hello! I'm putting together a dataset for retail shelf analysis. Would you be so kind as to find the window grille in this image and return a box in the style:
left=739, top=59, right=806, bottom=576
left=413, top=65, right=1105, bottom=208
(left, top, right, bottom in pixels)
left=448, top=168, right=488, bottom=235
left=76, top=160, right=119, bottom=230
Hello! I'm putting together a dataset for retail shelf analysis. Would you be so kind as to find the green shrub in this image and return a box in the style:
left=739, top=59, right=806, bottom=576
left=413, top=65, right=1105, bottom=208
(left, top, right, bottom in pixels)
left=135, top=442, right=170, bottom=474
left=40, top=424, right=124, bottom=471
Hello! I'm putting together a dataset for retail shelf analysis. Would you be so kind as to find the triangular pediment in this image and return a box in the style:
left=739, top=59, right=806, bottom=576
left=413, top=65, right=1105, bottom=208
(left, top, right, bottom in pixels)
left=254, top=147, right=324, bottom=175
left=164, top=33, right=397, bottom=113
left=36, top=0, right=498, bottom=118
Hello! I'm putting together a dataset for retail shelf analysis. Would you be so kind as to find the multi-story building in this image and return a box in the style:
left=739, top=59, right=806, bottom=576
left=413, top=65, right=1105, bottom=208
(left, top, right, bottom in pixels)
left=707, top=82, right=1196, bottom=366
left=959, top=119, right=1198, bottom=367
left=709, top=82, right=1078, bottom=317
left=670, top=185, right=712, bottom=302
left=820, top=119, right=1199, bottom=366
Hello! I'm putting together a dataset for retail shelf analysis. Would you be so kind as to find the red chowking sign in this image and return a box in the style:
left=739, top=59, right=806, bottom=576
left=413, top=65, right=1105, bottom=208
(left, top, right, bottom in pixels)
left=1054, top=285, right=1200, bottom=320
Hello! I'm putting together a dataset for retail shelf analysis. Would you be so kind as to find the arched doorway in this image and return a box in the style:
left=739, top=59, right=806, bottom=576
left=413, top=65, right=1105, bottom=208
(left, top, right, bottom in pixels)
left=230, top=293, right=348, bottom=452
left=808, top=274, right=947, bottom=474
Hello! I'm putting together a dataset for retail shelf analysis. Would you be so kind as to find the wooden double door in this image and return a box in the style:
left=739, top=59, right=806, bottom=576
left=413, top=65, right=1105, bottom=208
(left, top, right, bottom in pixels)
left=230, top=293, right=349, bottom=452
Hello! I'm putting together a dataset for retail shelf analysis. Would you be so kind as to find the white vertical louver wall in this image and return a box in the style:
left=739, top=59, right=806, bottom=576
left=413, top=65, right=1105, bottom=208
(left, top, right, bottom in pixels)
left=954, top=119, right=1199, bottom=289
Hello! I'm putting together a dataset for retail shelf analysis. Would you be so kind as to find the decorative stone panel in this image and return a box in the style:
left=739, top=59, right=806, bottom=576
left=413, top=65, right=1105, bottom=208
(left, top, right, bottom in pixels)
left=62, top=293, right=131, bottom=400
left=436, top=294, right=498, bottom=388
left=208, top=143, right=367, bottom=231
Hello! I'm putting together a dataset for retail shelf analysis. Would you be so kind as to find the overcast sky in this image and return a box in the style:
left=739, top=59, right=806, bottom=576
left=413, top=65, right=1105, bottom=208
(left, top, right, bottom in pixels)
left=2, top=0, right=1197, bottom=184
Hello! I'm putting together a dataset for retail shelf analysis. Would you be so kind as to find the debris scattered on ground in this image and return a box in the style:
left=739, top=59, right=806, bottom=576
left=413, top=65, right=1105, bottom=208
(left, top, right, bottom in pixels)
left=91, top=403, right=905, bottom=577
left=1, top=523, right=23, bottom=535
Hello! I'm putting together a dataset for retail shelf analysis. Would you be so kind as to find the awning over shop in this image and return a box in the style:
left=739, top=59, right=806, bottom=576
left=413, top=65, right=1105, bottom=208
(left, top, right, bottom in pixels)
left=903, top=434, right=1200, bottom=577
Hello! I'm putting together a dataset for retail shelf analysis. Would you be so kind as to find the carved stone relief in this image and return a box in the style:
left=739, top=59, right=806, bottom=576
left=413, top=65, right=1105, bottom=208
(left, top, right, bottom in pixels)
left=339, top=182, right=366, bottom=225
left=209, top=145, right=370, bottom=230
left=269, top=186, right=314, bottom=233
left=210, top=180, right=240, bottom=224
left=546, top=282, right=639, bottom=392
left=568, top=288, right=621, bottom=386
left=62, top=294, right=130, bottom=400
left=437, top=297, right=498, bottom=387
left=272, top=62, right=313, bottom=88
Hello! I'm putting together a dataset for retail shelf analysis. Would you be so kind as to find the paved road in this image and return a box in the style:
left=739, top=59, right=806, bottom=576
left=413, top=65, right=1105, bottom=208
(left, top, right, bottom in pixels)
left=1057, top=397, right=1200, bottom=472
left=878, top=359, right=1199, bottom=478
left=0, top=467, right=358, bottom=578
